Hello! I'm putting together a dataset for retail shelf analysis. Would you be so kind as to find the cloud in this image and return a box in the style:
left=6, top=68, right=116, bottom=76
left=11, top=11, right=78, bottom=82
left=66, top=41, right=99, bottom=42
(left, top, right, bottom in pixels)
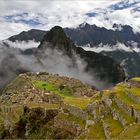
left=82, top=41, right=140, bottom=53
left=3, top=40, right=39, bottom=50
left=0, top=0, right=140, bottom=40
left=0, top=40, right=111, bottom=90
left=0, top=0, right=119, bottom=40
left=86, top=0, right=140, bottom=31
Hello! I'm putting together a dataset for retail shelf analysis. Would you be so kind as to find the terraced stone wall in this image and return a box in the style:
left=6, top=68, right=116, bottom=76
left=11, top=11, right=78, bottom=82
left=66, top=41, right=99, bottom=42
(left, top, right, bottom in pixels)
left=61, top=103, right=87, bottom=120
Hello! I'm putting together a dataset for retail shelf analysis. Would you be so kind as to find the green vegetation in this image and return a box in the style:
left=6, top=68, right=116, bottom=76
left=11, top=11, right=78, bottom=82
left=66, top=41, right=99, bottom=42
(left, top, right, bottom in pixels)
left=3, top=75, right=31, bottom=93
left=119, top=124, right=140, bottom=139
left=0, top=115, right=4, bottom=124
left=56, top=113, right=85, bottom=128
left=33, top=80, right=90, bottom=109
left=33, top=80, right=73, bottom=98
left=127, top=88, right=140, bottom=96
left=111, top=101, right=134, bottom=124
left=64, top=97, right=90, bottom=109
left=114, top=85, right=140, bottom=110
left=0, top=105, right=23, bottom=126
left=1, top=73, right=140, bottom=139
left=87, top=122, right=106, bottom=139
left=103, top=113, right=123, bottom=138
left=131, top=77, right=140, bottom=82
left=26, top=102, right=60, bottom=109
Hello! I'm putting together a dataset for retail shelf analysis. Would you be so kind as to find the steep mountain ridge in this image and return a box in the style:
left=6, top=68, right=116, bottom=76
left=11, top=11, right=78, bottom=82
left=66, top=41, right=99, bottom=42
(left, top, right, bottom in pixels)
left=6, top=23, right=140, bottom=78
left=0, top=72, right=140, bottom=139
left=7, top=23, right=140, bottom=47
left=38, top=26, right=74, bottom=55
left=8, top=29, right=46, bottom=42
left=0, top=26, right=125, bottom=91
left=65, top=23, right=140, bottom=47
left=64, top=23, right=140, bottom=78
left=37, top=26, right=125, bottom=85
left=102, top=50, right=140, bottom=78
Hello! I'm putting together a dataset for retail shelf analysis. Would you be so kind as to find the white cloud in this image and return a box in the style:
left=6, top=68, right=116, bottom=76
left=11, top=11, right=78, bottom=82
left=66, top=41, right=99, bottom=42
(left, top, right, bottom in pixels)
left=0, top=0, right=139, bottom=40
left=82, top=42, right=140, bottom=53
left=2, top=40, right=39, bottom=50
left=0, top=21, right=30, bottom=40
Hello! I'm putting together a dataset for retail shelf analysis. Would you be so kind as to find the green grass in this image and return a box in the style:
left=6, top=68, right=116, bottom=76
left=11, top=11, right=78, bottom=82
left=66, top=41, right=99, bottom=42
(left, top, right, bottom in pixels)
left=111, top=101, right=134, bottom=125
left=87, top=122, right=106, bottom=139
left=0, top=115, right=4, bottom=124
left=4, top=76, right=31, bottom=93
left=118, top=90, right=136, bottom=105
left=90, top=94, right=101, bottom=103
left=8, top=111, right=19, bottom=123
left=64, top=97, right=90, bottom=109
left=114, top=85, right=140, bottom=110
left=131, top=77, right=140, bottom=82
left=127, top=87, right=140, bottom=96
left=33, top=80, right=73, bottom=98
left=33, top=80, right=90, bottom=109
left=26, top=102, right=60, bottom=109
left=114, top=85, right=135, bottom=105
left=77, top=133, right=86, bottom=139
left=119, top=124, right=140, bottom=139
left=0, top=105, right=24, bottom=124
left=56, top=113, right=85, bottom=128
left=103, top=114, right=123, bottom=138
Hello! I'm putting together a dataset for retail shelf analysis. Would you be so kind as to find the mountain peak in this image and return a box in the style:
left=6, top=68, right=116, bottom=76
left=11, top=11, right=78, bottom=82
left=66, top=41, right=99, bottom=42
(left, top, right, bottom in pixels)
left=42, top=26, right=70, bottom=46
left=78, top=22, right=91, bottom=28
left=38, top=26, right=74, bottom=52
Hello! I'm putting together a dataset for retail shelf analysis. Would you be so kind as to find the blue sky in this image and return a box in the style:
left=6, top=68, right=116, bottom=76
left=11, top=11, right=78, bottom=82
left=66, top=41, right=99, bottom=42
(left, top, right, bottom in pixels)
left=0, top=0, right=140, bottom=40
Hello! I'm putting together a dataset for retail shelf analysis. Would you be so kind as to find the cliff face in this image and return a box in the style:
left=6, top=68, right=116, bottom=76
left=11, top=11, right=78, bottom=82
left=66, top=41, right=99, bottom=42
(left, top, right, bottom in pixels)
left=0, top=72, right=140, bottom=139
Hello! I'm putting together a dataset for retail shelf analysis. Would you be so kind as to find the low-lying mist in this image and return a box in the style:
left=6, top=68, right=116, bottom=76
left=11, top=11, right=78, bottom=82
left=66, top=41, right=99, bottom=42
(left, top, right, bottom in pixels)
left=0, top=40, right=113, bottom=92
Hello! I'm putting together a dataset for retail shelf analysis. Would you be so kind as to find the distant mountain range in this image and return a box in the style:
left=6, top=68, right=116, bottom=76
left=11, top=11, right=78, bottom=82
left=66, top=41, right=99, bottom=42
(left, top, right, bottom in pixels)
left=0, top=25, right=125, bottom=91
left=7, top=23, right=140, bottom=78
left=37, top=26, right=125, bottom=86
left=8, top=23, right=140, bottom=47
left=64, top=23, right=140, bottom=78
left=8, top=29, right=46, bottom=42
left=65, top=23, right=140, bottom=47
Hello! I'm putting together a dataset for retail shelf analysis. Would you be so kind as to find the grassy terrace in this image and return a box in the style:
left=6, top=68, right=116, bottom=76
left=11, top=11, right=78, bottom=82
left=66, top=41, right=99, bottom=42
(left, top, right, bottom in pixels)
left=127, top=87, right=140, bottom=97
left=64, top=97, right=90, bottom=109
left=131, top=77, right=140, bottom=82
left=0, top=115, right=4, bottom=124
left=56, top=112, right=85, bottom=128
left=33, top=80, right=90, bottom=109
left=90, top=96, right=101, bottom=103
left=0, top=105, right=23, bottom=124
left=89, top=92, right=101, bottom=103
left=33, top=80, right=73, bottom=98
left=26, top=102, right=60, bottom=109
left=103, top=113, right=123, bottom=138
left=111, top=101, right=134, bottom=124
left=102, top=90, right=110, bottom=95
left=87, top=122, right=106, bottom=139
left=4, top=75, right=32, bottom=93
left=119, top=124, right=140, bottom=139
left=113, top=85, right=140, bottom=110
